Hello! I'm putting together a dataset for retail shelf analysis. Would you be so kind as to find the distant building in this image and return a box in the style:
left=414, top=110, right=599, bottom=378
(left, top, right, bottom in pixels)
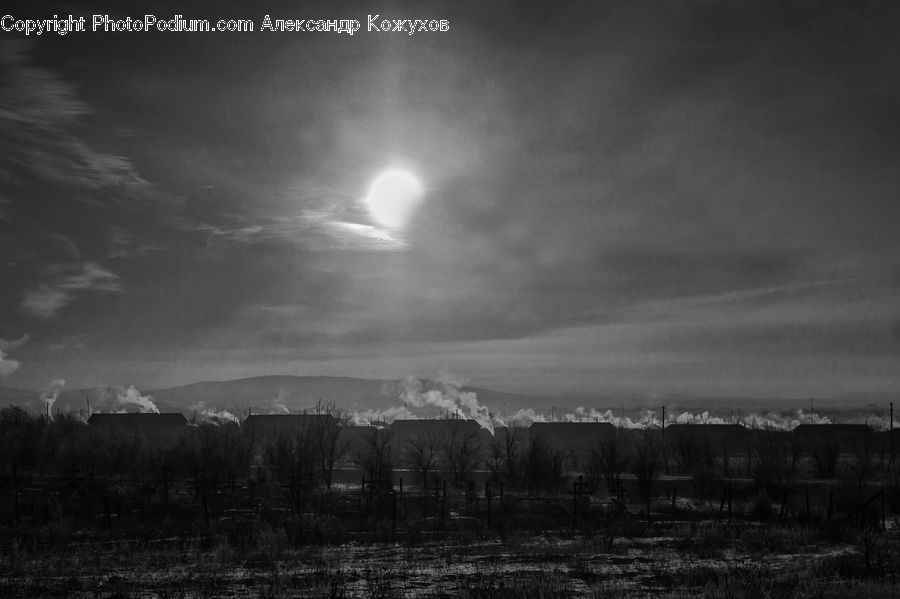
left=87, top=413, right=187, bottom=437
left=792, top=423, right=874, bottom=452
left=664, top=423, right=749, bottom=454
left=390, top=418, right=485, bottom=439
left=242, top=413, right=336, bottom=438
left=528, top=421, right=616, bottom=454
left=389, top=419, right=493, bottom=460
left=491, top=425, right=529, bottom=449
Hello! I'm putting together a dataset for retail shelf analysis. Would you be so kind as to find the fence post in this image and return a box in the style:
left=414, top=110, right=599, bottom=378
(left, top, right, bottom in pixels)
left=572, top=478, right=579, bottom=528
left=392, top=490, right=397, bottom=537
left=805, top=487, right=810, bottom=522
left=728, top=481, right=732, bottom=522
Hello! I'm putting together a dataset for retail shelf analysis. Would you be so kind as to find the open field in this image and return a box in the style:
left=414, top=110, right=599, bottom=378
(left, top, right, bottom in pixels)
left=3, top=519, right=899, bottom=598
left=3, top=469, right=900, bottom=598
left=4, top=409, right=900, bottom=596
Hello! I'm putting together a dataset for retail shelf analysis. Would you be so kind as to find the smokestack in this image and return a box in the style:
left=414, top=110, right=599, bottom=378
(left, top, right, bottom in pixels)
left=86, top=394, right=91, bottom=419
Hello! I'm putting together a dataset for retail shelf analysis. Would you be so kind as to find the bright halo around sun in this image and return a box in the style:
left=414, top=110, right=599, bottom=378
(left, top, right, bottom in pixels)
left=363, top=168, right=424, bottom=229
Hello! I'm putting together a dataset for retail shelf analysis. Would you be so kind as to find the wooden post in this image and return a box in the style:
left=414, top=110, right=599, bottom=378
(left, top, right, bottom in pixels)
left=888, top=402, right=894, bottom=464
left=778, top=490, right=790, bottom=522
left=392, top=490, right=397, bottom=536
left=806, top=487, right=810, bottom=522
left=572, top=479, right=579, bottom=527
left=727, top=481, right=732, bottom=522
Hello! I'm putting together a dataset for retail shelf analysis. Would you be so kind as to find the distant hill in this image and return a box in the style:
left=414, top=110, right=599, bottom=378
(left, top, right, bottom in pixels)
left=0, top=376, right=539, bottom=416
left=145, top=375, right=538, bottom=415
left=0, top=386, right=41, bottom=409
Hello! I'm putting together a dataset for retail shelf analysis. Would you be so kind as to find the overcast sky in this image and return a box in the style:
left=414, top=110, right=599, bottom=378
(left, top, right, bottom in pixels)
left=1, top=0, right=899, bottom=399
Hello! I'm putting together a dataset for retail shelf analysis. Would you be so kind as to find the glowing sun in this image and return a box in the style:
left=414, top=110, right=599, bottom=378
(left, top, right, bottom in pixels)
left=363, top=168, right=423, bottom=229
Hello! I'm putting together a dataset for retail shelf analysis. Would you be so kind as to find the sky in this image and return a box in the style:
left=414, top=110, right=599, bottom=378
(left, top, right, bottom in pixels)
left=1, top=0, right=899, bottom=400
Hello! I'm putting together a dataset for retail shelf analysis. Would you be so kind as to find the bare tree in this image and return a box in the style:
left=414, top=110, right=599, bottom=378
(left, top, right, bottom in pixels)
left=634, top=437, right=662, bottom=517
left=845, top=435, right=879, bottom=496
left=752, top=429, right=792, bottom=487
left=439, top=421, right=483, bottom=486
left=0, top=407, right=40, bottom=478
left=670, top=430, right=709, bottom=475
left=404, top=432, right=440, bottom=486
left=813, top=441, right=840, bottom=479
left=313, top=401, right=352, bottom=488
left=487, top=425, right=522, bottom=483
left=585, top=432, right=631, bottom=495
left=520, top=433, right=566, bottom=493
left=353, top=426, right=394, bottom=484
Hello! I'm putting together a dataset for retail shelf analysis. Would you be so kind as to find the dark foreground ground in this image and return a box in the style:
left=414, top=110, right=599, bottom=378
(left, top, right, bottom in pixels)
left=3, top=520, right=899, bottom=598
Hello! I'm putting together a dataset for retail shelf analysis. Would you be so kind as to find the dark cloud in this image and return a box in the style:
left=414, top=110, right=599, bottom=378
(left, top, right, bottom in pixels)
left=2, top=1, right=899, bottom=398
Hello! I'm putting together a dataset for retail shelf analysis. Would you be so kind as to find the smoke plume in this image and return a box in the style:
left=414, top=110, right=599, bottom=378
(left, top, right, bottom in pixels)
left=399, top=370, right=494, bottom=434
left=191, top=401, right=241, bottom=425
left=39, top=378, right=66, bottom=418
left=115, top=385, right=159, bottom=413
left=268, top=390, right=291, bottom=415
left=350, top=406, right=414, bottom=427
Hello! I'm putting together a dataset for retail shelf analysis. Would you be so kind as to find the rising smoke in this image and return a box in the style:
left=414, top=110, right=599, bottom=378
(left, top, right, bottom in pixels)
left=39, top=378, right=66, bottom=419
left=398, top=370, right=494, bottom=434
left=190, top=401, right=240, bottom=425
left=114, top=385, right=159, bottom=413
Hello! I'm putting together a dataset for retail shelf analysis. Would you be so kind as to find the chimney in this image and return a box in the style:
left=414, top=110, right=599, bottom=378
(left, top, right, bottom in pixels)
left=86, top=394, right=92, bottom=419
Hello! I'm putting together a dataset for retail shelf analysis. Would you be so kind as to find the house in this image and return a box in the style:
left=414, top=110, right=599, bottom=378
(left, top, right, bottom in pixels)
left=242, top=413, right=336, bottom=439
left=664, top=423, right=749, bottom=455
left=527, top=421, right=616, bottom=455
left=389, top=418, right=491, bottom=446
left=87, top=412, right=187, bottom=438
left=792, top=424, right=874, bottom=452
